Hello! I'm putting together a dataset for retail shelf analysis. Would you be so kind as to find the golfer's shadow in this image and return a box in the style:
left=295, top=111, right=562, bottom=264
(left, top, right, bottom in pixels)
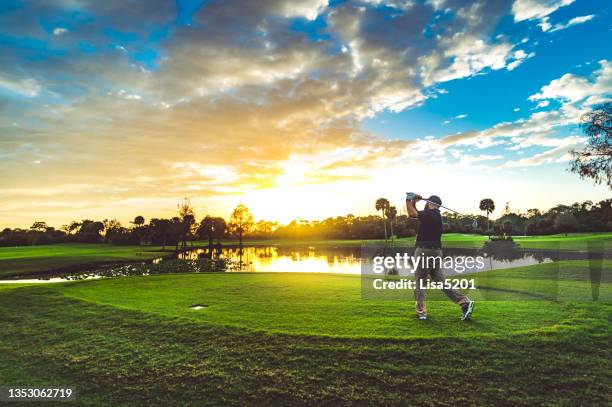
left=588, top=240, right=605, bottom=301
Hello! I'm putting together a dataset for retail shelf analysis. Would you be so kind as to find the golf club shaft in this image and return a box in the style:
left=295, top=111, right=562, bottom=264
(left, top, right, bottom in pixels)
left=422, top=199, right=464, bottom=216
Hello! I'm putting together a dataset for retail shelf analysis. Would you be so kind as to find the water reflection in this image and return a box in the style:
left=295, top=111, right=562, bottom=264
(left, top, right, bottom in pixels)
left=180, top=246, right=363, bottom=274
left=177, top=244, right=561, bottom=275
left=3, top=243, right=607, bottom=283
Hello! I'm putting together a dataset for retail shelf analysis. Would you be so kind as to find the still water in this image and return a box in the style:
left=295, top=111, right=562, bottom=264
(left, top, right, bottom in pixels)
left=179, top=246, right=555, bottom=275
left=4, top=243, right=602, bottom=282
left=180, top=246, right=363, bottom=274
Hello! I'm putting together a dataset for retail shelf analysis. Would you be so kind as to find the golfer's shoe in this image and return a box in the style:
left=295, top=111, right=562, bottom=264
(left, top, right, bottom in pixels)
left=461, top=300, right=475, bottom=321
left=418, top=315, right=427, bottom=320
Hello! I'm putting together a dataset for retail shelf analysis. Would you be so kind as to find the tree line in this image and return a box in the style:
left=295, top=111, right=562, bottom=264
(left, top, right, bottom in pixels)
left=0, top=197, right=610, bottom=247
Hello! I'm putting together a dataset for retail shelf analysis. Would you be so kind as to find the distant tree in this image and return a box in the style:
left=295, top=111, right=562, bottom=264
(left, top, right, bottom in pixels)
left=229, top=204, right=254, bottom=249
left=580, top=200, right=593, bottom=211
left=103, top=219, right=123, bottom=243
left=127, top=216, right=146, bottom=245
left=385, top=205, right=397, bottom=241
left=132, top=216, right=145, bottom=228
left=375, top=198, right=390, bottom=241
left=479, top=198, right=495, bottom=237
left=68, top=221, right=81, bottom=236
left=178, top=198, right=196, bottom=250
left=150, top=218, right=172, bottom=250
left=502, top=220, right=513, bottom=239
left=526, top=208, right=541, bottom=218
left=170, top=217, right=183, bottom=251
left=30, top=221, right=48, bottom=232
left=503, top=202, right=511, bottom=215
left=555, top=212, right=579, bottom=236
left=199, top=216, right=216, bottom=249
left=76, top=220, right=104, bottom=243
left=213, top=217, right=227, bottom=244
left=253, top=220, right=278, bottom=239
left=570, top=102, right=611, bottom=188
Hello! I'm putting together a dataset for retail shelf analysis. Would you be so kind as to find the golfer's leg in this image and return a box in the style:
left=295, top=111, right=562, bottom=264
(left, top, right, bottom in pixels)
left=429, top=250, right=469, bottom=306
left=413, top=248, right=427, bottom=317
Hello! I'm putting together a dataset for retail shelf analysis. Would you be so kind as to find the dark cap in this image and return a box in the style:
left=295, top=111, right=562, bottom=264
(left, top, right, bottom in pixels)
left=428, top=195, right=442, bottom=205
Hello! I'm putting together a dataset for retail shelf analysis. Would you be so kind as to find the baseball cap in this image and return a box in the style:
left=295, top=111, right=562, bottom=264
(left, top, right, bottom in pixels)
left=428, top=195, right=442, bottom=205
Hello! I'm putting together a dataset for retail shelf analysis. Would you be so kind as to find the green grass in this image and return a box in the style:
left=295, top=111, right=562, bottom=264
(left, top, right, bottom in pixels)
left=0, top=243, right=171, bottom=278
left=218, top=232, right=612, bottom=250
left=53, top=272, right=564, bottom=339
left=0, top=261, right=610, bottom=405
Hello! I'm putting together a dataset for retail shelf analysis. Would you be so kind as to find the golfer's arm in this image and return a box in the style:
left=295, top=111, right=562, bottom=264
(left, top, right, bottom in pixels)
left=406, top=200, right=419, bottom=218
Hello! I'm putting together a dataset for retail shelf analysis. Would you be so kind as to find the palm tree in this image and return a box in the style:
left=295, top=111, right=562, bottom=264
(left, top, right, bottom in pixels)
left=375, top=198, right=390, bottom=241
left=132, top=216, right=145, bottom=228
left=386, top=206, right=397, bottom=242
left=479, top=198, right=495, bottom=237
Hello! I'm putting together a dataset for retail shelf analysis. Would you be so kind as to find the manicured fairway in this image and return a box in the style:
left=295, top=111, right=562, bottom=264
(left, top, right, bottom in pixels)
left=0, top=243, right=171, bottom=278
left=54, top=270, right=572, bottom=338
left=0, top=261, right=610, bottom=405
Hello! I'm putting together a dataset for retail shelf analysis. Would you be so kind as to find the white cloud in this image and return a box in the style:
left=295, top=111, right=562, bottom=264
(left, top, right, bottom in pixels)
left=542, top=14, right=595, bottom=32
left=432, top=36, right=524, bottom=82
left=434, top=60, right=610, bottom=168
left=455, top=114, right=467, bottom=119
left=529, top=60, right=611, bottom=103
left=507, top=50, right=535, bottom=70
left=361, top=0, right=415, bottom=10
left=512, top=0, right=575, bottom=22
left=113, top=89, right=142, bottom=100
left=53, top=27, right=68, bottom=35
left=511, top=0, right=593, bottom=33
left=0, top=73, right=41, bottom=97
left=278, top=0, right=329, bottom=20
left=503, top=140, right=581, bottom=168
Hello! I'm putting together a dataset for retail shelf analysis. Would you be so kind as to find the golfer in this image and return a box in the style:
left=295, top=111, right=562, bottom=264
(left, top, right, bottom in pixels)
left=406, top=194, right=474, bottom=321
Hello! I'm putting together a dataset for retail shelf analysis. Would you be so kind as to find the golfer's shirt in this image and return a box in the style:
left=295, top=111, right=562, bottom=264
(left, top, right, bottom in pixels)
left=415, top=209, right=443, bottom=249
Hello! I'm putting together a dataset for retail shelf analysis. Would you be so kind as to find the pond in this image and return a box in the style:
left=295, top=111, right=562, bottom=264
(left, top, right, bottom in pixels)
left=4, top=241, right=606, bottom=283
left=177, top=245, right=559, bottom=275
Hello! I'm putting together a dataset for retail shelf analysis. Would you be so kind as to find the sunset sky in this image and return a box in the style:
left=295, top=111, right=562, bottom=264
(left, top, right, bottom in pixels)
left=0, top=0, right=610, bottom=228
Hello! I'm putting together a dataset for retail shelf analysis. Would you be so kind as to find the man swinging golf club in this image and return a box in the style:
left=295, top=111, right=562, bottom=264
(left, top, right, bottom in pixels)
left=406, top=193, right=474, bottom=321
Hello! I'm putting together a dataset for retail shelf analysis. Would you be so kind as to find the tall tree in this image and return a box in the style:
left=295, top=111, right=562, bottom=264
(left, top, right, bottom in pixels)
left=170, top=217, right=183, bottom=252
left=30, top=221, right=48, bottom=232
left=132, top=216, right=145, bottom=228
left=213, top=217, right=227, bottom=245
left=555, top=212, right=579, bottom=236
left=178, top=198, right=196, bottom=250
left=199, top=216, right=216, bottom=250
left=103, top=219, right=123, bottom=243
left=68, top=221, right=81, bottom=236
left=526, top=208, right=541, bottom=218
left=386, top=206, right=397, bottom=242
left=375, top=198, right=390, bottom=241
left=479, top=198, right=495, bottom=237
left=570, top=102, right=611, bottom=188
left=229, top=204, right=254, bottom=249
left=149, top=218, right=171, bottom=250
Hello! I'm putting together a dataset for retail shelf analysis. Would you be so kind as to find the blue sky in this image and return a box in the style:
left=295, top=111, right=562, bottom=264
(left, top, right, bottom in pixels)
left=0, top=0, right=610, bottom=226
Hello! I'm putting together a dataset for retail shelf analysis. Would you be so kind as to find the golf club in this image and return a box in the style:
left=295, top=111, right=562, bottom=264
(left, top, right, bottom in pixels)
left=406, top=192, right=465, bottom=215
left=406, top=192, right=479, bottom=228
